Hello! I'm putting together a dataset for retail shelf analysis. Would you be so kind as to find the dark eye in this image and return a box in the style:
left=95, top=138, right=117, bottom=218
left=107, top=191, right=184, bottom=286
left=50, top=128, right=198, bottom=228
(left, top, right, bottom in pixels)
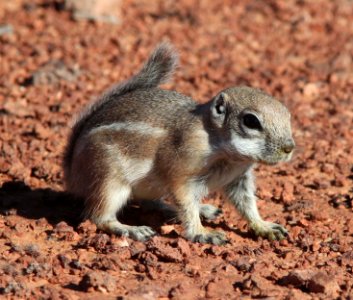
left=243, top=113, right=262, bottom=130
left=215, top=102, right=225, bottom=115
left=215, top=93, right=226, bottom=115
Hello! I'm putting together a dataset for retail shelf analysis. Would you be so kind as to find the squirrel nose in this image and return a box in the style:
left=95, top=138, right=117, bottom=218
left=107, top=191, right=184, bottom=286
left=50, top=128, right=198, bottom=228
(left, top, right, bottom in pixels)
left=282, top=139, right=295, bottom=154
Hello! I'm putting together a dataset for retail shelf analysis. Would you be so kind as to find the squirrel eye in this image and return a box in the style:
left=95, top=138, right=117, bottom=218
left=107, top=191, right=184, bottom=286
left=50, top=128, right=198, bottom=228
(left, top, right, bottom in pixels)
left=215, top=103, right=225, bottom=115
left=215, top=93, right=226, bottom=115
left=243, top=113, right=262, bottom=130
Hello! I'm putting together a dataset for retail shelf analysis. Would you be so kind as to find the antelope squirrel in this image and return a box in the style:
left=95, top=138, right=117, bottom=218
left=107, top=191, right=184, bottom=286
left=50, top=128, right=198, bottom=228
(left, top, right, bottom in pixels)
left=64, top=43, right=295, bottom=245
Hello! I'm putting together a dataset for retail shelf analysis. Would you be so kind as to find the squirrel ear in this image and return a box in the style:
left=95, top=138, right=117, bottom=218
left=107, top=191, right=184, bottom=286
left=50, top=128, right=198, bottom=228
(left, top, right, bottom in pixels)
left=211, top=92, right=229, bottom=126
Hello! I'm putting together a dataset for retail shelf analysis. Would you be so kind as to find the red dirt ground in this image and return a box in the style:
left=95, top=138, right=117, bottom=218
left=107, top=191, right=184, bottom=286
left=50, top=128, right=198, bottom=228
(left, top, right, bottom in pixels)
left=0, top=0, right=352, bottom=299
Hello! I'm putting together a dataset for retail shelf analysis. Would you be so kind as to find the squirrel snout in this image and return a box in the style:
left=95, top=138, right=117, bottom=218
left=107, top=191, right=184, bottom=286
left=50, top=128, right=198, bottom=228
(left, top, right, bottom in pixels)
left=282, top=139, right=295, bottom=154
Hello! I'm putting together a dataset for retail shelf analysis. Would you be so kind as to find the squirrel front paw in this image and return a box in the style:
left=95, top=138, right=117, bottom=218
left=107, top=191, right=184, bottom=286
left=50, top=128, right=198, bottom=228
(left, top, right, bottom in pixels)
left=250, top=221, right=288, bottom=241
left=189, top=229, right=228, bottom=245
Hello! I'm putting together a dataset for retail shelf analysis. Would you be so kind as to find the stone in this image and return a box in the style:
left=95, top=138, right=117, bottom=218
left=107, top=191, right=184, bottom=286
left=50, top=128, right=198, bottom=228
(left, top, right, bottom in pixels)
left=65, top=0, right=121, bottom=24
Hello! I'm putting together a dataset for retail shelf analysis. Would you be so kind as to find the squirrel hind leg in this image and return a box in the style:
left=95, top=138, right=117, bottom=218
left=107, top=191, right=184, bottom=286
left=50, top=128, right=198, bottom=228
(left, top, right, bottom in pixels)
left=90, top=181, right=156, bottom=241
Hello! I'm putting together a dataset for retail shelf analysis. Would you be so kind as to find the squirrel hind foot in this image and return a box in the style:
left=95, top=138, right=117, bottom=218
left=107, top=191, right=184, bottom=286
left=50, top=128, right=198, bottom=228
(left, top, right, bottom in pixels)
left=98, top=221, right=156, bottom=241
left=191, top=230, right=228, bottom=245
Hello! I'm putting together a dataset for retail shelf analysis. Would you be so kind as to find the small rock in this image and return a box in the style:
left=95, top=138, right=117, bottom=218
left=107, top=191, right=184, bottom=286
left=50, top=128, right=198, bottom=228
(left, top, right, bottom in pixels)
left=77, top=220, right=97, bottom=234
left=24, top=262, right=50, bottom=276
left=290, top=226, right=303, bottom=239
left=3, top=99, right=35, bottom=117
left=205, top=280, right=219, bottom=299
left=174, top=238, right=191, bottom=257
left=160, top=224, right=177, bottom=235
left=0, top=24, right=13, bottom=36
left=0, top=280, right=27, bottom=296
left=332, top=174, right=346, bottom=187
left=57, top=254, right=71, bottom=268
left=332, top=53, right=352, bottom=70
left=310, top=210, right=329, bottom=221
left=65, top=0, right=121, bottom=24
left=307, top=271, right=340, bottom=297
left=129, top=242, right=147, bottom=258
left=251, top=274, right=276, bottom=293
left=54, top=221, right=74, bottom=233
left=33, top=123, right=51, bottom=139
left=298, top=218, right=309, bottom=227
left=184, top=264, right=201, bottom=277
left=280, top=182, right=295, bottom=204
left=311, top=241, right=321, bottom=252
left=31, top=165, right=49, bottom=180
left=205, top=278, right=235, bottom=299
left=280, top=269, right=315, bottom=287
left=1, top=264, right=19, bottom=277
left=115, top=237, right=129, bottom=247
left=257, top=186, right=273, bottom=199
left=147, top=239, right=183, bottom=263
left=23, top=244, right=40, bottom=258
left=339, top=251, right=353, bottom=266
left=135, top=263, right=146, bottom=273
left=231, top=256, right=255, bottom=272
left=90, top=256, right=120, bottom=271
left=79, top=271, right=116, bottom=293
left=54, top=221, right=79, bottom=241
left=138, top=251, right=158, bottom=267
left=279, top=239, right=289, bottom=247
left=89, top=234, right=111, bottom=252
left=303, top=82, right=320, bottom=99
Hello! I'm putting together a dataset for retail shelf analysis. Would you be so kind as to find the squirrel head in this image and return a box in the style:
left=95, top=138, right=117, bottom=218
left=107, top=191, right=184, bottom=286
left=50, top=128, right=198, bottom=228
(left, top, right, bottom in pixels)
left=208, top=86, right=295, bottom=165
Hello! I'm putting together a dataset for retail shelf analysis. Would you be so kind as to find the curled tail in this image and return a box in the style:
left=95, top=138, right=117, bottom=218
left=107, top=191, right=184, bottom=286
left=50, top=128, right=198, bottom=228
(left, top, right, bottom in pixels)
left=63, top=42, right=178, bottom=177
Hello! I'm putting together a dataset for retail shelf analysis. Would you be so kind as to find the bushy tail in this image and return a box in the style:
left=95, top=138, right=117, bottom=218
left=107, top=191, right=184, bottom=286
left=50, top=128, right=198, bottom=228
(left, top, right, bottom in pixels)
left=110, top=42, right=178, bottom=96
left=63, top=42, right=178, bottom=177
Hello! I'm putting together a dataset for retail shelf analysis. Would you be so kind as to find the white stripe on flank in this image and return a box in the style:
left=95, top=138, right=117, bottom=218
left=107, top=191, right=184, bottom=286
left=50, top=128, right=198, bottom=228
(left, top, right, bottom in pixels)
left=118, top=156, right=154, bottom=184
left=103, top=144, right=155, bottom=184
left=90, top=122, right=166, bottom=137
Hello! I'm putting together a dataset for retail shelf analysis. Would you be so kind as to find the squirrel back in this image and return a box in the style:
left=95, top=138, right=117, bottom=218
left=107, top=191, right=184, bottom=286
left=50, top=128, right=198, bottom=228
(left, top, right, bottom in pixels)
left=64, top=43, right=178, bottom=172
